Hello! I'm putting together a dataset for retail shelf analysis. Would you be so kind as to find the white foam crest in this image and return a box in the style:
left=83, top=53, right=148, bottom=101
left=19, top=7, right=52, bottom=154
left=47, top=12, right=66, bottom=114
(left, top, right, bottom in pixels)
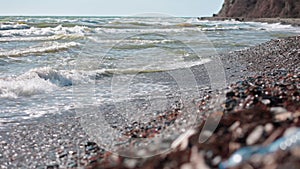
left=201, top=26, right=241, bottom=31
left=242, top=21, right=300, bottom=32
left=0, top=67, right=92, bottom=98
left=194, top=20, right=299, bottom=32
left=217, top=19, right=243, bottom=24
left=107, top=17, right=179, bottom=26
left=0, top=72, right=56, bottom=99
left=0, top=42, right=80, bottom=57
left=29, top=67, right=94, bottom=86
left=162, top=58, right=212, bottom=70
left=0, top=25, right=89, bottom=37
left=29, top=67, right=74, bottom=87
left=29, top=67, right=93, bottom=87
left=88, top=37, right=175, bottom=44
left=192, top=20, right=298, bottom=32
left=99, top=58, right=211, bottom=75
left=257, top=22, right=296, bottom=31
left=0, top=34, right=83, bottom=42
left=194, top=19, right=243, bottom=25
left=95, top=27, right=196, bottom=34
left=0, top=23, right=30, bottom=30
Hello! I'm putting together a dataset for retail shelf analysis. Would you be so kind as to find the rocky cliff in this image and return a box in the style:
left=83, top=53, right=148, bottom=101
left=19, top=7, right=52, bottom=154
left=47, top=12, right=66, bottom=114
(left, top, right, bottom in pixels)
left=217, top=0, right=300, bottom=18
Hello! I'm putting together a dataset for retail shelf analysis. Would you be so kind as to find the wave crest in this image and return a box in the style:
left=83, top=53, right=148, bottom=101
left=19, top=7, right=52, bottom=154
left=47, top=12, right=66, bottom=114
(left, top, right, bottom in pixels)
left=0, top=25, right=90, bottom=37
left=0, top=67, right=85, bottom=98
left=0, top=42, right=79, bottom=57
left=0, top=23, right=30, bottom=30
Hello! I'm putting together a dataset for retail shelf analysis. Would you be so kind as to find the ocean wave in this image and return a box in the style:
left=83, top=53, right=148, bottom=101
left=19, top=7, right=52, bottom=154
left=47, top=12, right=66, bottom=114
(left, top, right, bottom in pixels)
left=195, top=20, right=299, bottom=32
left=0, top=34, right=83, bottom=42
left=89, top=38, right=175, bottom=44
left=257, top=22, right=296, bottom=31
left=201, top=26, right=243, bottom=31
left=0, top=67, right=90, bottom=98
left=0, top=59, right=7, bottom=66
left=0, top=42, right=80, bottom=57
left=95, top=27, right=196, bottom=34
left=95, top=25, right=249, bottom=34
left=0, top=71, right=56, bottom=99
left=0, top=23, right=30, bottom=30
left=95, top=58, right=211, bottom=76
left=227, top=21, right=300, bottom=32
left=108, top=21, right=151, bottom=27
left=31, top=67, right=74, bottom=87
left=104, top=18, right=248, bottom=29
left=176, top=23, right=199, bottom=27
left=90, top=38, right=176, bottom=50
left=0, top=58, right=210, bottom=99
left=30, top=67, right=93, bottom=86
left=0, top=25, right=90, bottom=37
left=107, top=18, right=175, bottom=27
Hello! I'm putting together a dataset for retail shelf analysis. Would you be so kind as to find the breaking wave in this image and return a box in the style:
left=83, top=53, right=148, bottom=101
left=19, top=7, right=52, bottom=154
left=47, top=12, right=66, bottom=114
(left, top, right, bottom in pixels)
left=0, top=34, right=83, bottom=42
left=0, top=42, right=80, bottom=57
left=0, top=25, right=90, bottom=37
left=0, top=67, right=91, bottom=99
left=0, top=23, right=30, bottom=30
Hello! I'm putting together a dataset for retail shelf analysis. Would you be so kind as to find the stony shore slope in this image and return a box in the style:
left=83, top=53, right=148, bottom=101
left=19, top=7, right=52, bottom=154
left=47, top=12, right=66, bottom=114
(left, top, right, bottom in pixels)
left=0, top=36, right=299, bottom=169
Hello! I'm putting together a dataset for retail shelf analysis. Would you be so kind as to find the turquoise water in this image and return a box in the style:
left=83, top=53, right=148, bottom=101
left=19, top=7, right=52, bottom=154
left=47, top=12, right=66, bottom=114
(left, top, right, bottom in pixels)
left=0, top=16, right=299, bottom=125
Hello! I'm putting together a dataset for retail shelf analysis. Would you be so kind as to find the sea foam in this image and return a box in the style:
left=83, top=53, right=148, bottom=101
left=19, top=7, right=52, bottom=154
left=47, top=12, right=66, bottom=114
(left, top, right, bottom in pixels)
left=0, top=67, right=78, bottom=98
left=0, top=23, right=30, bottom=30
left=0, top=25, right=89, bottom=37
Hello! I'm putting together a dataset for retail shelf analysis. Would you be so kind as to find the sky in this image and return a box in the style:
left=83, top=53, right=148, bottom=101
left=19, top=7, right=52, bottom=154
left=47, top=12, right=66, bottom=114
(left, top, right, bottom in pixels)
left=0, top=0, right=224, bottom=17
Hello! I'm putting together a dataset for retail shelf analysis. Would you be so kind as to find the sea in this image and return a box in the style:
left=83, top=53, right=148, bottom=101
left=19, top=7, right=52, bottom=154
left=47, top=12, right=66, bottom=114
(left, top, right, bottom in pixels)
left=0, top=16, right=299, bottom=133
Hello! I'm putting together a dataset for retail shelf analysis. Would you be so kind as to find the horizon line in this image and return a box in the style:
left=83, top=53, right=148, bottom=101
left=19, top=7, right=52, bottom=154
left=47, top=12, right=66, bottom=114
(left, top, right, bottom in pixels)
left=0, top=14, right=211, bottom=18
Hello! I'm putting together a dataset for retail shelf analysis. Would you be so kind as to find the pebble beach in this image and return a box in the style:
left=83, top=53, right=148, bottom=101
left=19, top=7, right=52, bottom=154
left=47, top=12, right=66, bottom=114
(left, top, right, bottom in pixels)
left=0, top=34, right=299, bottom=169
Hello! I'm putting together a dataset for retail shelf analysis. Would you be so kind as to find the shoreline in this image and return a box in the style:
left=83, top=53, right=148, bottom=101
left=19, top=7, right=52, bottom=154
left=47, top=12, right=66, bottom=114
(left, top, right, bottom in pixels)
left=0, top=36, right=299, bottom=168
left=199, top=17, right=300, bottom=27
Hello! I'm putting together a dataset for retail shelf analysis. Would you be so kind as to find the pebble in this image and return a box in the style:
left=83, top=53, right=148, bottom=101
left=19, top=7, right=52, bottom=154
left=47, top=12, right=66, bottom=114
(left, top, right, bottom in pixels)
left=229, top=121, right=240, bottom=131
left=180, top=163, right=193, bottom=169
left=261, top=99, right=271, bottom=105
left=46, top=163, right=59, bottom=169
left=275, top=112, right=292, bottom=122
left=246, top=125, right=264, bottom=145
left=284, top=127, right=299, bottom=137
left=123, top=159, right=138, bottom=168
left=67, top=161, right=77, bottom=168
left=229, top=142, right=241, bottom=152
left=270, top=107, right=288, bottom=114
left=264, top=123, right=274, bottom=134
left=0, top=141, right=7, bottom=147
left=58, top=151, right=67, bottom=158
left=212, top=156, right=222, bottom=166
